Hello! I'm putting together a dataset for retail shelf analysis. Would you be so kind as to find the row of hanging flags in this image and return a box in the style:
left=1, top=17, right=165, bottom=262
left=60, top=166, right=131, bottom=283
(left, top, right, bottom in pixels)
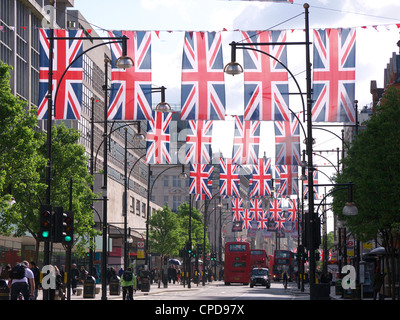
left=37, top=27, right=351, bottom=234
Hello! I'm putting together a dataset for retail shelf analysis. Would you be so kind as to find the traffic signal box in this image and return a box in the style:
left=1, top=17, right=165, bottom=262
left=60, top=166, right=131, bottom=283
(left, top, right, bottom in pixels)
left=53, top=207, right=74, bottom=245
left=39, top=204, right=52, bottom=241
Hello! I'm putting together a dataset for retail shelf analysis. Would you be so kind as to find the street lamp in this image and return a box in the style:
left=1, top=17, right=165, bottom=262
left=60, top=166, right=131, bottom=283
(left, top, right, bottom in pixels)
left=223, top=3, right=319, bottom=296
left=44, top=3, right=134, bottom=299
left=153, top=86, right=171, bottom=112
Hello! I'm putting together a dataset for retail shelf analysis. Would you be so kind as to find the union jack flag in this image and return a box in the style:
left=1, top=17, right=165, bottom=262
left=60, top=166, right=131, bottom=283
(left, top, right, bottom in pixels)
left=242, top=209, right=254, bottom=230
left=249, top=157, right=272, bottom=197
left=185, top=120, right=213, bottom=164
left=268, top=198, right=282, bottom=221
left=275, top=165, right=299, bottom=197
left=242, top=30, right=290, bottom=121
left=303, top=168, right=319, bottom=200
left=312, top=28, right=356, bottom=122
left=180, top=31, right=226, bottom=120
left=107, top=31, right=152, bottom=120
left=145, top=111, right=172, bottom=164
left=249, top=198, right=264, bottom=221
left=38, top=29, right=83, bottom=120
left=232, top=116, right=260, bottom=165
left=232, top=198, right=244, bottom=222
left=219, top=158, right=240, bottom=197
left=189, top=164, right=213, bottom=198
left=275, top=114, right=301, bottom=166
left=274, top=218, right=286, bottom=231
left=287, top=199, right=298, bottom=222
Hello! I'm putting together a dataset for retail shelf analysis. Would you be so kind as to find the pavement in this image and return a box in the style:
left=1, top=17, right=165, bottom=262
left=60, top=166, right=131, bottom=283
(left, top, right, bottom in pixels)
left=30, top=280, right=374, bottom=301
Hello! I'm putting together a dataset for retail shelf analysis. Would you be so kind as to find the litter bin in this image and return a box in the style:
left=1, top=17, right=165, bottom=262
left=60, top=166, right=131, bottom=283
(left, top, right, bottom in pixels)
left=109, top=275, right=121, bottom=295
left=0, top=280, right=9, bottom=300
left=83, top=276, right=96, bottom=298
left=310, top=283, right=330, bottom=300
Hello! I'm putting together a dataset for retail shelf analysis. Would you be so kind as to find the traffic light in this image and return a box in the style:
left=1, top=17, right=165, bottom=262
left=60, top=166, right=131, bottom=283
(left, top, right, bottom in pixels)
left=186, top=241, right=192, bottom=255
left=210, top=252, right=216, bottom=261
left=62, top=211, right=74, bottom=245
left=39, top=204, right=52, bottom=241
left=303, top=251, right=308, bottom=262
left=53, top=206, right=64, bottom=243
left=192, top=250, right=196, bottom=258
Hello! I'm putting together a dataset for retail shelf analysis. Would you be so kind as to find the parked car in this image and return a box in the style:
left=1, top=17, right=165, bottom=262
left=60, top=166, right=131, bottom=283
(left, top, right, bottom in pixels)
left=250, top=268, right=271, bottom=288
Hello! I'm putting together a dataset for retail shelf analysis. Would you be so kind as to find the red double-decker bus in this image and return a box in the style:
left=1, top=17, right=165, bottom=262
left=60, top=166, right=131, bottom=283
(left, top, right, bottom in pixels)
left=272, top=250, right=295, bottom=281
left=250, top=249, right=267, bottom=268
left=224, top=242, right=251, bottom=285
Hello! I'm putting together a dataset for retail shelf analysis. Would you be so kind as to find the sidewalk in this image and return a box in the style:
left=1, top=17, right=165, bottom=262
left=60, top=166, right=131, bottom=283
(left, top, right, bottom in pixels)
left=37, top=280, right=211, bottom=300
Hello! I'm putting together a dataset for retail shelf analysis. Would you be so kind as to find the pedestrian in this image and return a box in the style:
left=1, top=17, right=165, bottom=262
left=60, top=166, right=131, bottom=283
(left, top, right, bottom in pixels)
left=373, top=267, right=383, bottom=300
left=0, top=264, right=11, bottom=279
left=29, top=261, right=40, bottom=300
left=79, top=265, right=88, bottom=284
left=70, top=264, right=79, bottom=294
left=8, top=261, right=35, bottom=300
left=120, top=267, right=137, bottom=300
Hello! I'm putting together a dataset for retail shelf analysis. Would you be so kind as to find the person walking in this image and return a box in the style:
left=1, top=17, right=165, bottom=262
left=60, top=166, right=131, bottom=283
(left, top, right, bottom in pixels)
left=120, top=267, right=137, bottom=300
left=70, top=264, right=79, bottom=295
left=8, top=261, right=35, bottom=300
left=29, top=261, right=40, bottom=300
left=373, top=267, right=383, bottom=300
left=282, top=270, right=288, bottom=289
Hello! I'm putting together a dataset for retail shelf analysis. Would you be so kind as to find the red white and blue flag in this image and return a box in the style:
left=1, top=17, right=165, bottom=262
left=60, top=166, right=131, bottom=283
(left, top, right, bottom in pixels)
left=275, top=165, right=298, bottom=196
left=312, top=28, right=356, bottom=122
left=232, top=116, right=260, bottom=165
left=38, top=29, right=83, bottom=120
left=107, top=31, right=152, bottom=120
left=242, top=30, right=290, bottom=121
left=219, top=158, right=240, bottom=197
left=268, top=198, right=282, bottom=221
left=180, top=31, right=226, bottom=120
left=189, top=164, right=213, bottom=199
left=249, top=198, right=264, bottom=221
left=185, top=120, right=213, bottom=164
left=287, top=198, right=298, bottom=222
left=232, top=198, right=244, bottom=222
left=145, top=111, right=172, bottom=164
left=249, top=157, right=272, bottom=197
left=242, top=209, right=254, bottom=230
left=275, top=114, right=301, bottom=166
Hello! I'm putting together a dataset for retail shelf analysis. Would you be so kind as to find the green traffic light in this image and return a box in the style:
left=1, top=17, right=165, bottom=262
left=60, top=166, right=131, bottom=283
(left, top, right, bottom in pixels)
left=64, top=235, right=72, bottom=242
left=42, top=231, right=50, bottom=238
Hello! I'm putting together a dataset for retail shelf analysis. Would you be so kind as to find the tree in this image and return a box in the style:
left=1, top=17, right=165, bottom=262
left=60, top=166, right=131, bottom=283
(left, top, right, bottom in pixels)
left=0, top=61, right=47, bottom=238
left=177, top=202, right=210, bottom=252
left=332, top=86, right=400, bottom=299
left=148, top=205, right=182, bottom=258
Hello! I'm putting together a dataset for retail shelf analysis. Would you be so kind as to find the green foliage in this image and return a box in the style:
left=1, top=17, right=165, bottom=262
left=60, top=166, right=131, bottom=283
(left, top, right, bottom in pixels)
left=148, top=205, right=182, bottom=257
left=0, top=61, right=97, bottom=257
left=332, top=86, right=400, bottom=241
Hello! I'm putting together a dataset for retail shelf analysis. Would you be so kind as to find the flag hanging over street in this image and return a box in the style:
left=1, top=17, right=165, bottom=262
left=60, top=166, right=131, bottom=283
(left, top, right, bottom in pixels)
left=274, top=114, right=301, bottom=166
left=312, top=28, right=356, bottom=122
left=232, top=198, right=244, bottom=222
left=219, top=158, right=240, bottom=197
left=185, top=120, right=213, bottom=164
left=181, top=31, right=226, bottom=120
left=268, top=198, right=282, bottom=221
left=242, top=209, right=254, bottom=230
left=108, top=31, right=152, bottom=120
left=249, top=157, right=272, bottom=197
left=189, top=164, right=213, bottom=199
left=249, top=198, right=264, bottom=221
left=242, top=30, right=290, bottom=121
left=275, top=165, right=299, bottom=196
left=38, top=29, right=83, bottom=120
left=232, top=116, right=260, bottom=165
left=145, top=111, right=172, bottom=164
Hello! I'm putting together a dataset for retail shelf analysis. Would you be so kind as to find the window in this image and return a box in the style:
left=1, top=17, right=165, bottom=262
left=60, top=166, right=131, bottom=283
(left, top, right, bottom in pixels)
left=130, top=196, right=135, bottom=214
left=142, top=203, right=146, bottom=218
left=172, top=176, right=181, bottom=187
left=136, top=200, right=140, bottom=216
left=163, top=175, right=169, bottom=187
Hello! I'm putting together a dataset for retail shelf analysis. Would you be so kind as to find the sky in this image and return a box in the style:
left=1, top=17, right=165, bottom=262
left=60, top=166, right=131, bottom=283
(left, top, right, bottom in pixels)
left=70, top=0, right=400, bottom=231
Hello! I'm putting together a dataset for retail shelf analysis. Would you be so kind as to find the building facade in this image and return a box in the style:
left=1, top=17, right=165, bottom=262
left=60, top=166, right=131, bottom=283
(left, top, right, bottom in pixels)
left=0, top=0, right=160, bottom=272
